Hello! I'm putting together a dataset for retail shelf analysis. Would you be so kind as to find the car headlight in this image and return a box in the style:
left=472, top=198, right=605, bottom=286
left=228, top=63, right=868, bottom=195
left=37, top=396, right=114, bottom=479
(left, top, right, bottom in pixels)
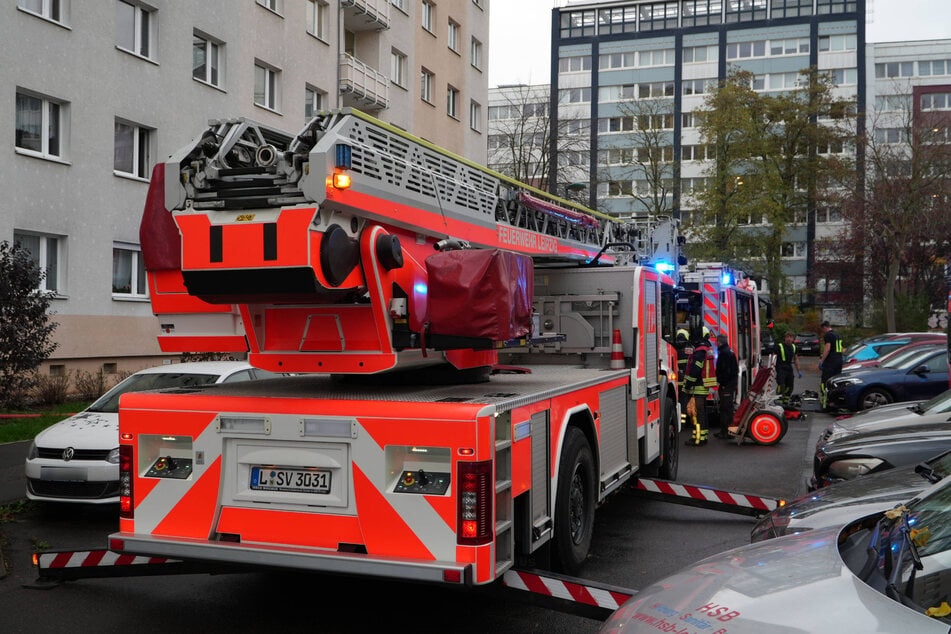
left=827, top=457, right=885, bottom=479
left=832, top=377, right=863, bottom=387
left=28, top=441, right=37, bottom=460
left=107, top=447, right=120, bottom=465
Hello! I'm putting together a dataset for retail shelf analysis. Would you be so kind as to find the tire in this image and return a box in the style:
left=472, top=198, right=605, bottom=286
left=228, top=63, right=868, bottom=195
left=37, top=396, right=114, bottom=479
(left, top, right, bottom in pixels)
left=747, top=411, right=786, bottom=446
left=644, top=399, right=679, bottom=480
left=859, top=388, right=893, bottom=410
left=553, top=426, right=596, bottom=575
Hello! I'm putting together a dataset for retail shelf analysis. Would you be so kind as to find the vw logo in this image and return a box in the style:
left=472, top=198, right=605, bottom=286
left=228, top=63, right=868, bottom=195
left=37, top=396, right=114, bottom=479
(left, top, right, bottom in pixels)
left=62, top=447, right=75, bottom=461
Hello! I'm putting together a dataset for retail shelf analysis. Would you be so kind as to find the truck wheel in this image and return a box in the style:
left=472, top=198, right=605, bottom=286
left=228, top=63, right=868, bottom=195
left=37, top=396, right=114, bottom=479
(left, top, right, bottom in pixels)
left=553, top=426, right=596, bottom=575
left=860, top=388, right=892, bottom=410
left=644, top=399, right=679, bottom=480
left=747, top=411, right=786, bottom=446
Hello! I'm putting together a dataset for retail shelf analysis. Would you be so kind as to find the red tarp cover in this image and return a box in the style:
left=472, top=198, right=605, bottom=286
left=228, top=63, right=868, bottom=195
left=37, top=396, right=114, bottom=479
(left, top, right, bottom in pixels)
left=425, top=249, right=534, bottom=340
left=139, top=164, right=182, bottom=271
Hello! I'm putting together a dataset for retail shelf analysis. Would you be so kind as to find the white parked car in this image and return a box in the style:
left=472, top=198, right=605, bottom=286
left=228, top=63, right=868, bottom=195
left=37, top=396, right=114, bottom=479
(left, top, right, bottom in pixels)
left=25, top=361, right=276, bottom=504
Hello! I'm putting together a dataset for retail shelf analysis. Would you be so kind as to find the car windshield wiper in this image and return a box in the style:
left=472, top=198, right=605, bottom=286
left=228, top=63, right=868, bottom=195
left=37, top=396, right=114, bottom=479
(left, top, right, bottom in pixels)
left=885, top=514, right=924, bottom=607
left=915, top=462, right=943, bottom=484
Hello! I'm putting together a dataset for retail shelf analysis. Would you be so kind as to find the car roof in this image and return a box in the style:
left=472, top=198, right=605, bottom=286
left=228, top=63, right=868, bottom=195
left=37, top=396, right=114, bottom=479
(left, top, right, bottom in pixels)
left=131, top=361, right=256, bottom=376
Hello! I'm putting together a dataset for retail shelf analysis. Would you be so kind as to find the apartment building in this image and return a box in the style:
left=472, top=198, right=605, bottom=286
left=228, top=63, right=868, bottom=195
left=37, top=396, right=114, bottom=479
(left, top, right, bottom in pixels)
left=3, top=0, right=489, bottom=377
left=550, top=0, right=866, bottom=298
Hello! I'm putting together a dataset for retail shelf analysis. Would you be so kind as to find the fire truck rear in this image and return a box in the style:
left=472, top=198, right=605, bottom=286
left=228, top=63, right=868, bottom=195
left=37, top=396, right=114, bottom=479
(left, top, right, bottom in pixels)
left=110, top=109, right=681, bottom=585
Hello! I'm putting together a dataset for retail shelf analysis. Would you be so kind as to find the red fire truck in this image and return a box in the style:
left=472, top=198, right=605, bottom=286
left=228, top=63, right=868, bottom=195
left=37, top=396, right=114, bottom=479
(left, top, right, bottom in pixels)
left=109, top=109, right=682, bottom=585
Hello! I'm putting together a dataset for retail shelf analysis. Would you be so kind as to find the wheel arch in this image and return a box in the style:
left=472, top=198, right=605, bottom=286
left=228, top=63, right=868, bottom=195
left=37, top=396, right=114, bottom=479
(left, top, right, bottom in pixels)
left=552, top=406, right=599, bottom=509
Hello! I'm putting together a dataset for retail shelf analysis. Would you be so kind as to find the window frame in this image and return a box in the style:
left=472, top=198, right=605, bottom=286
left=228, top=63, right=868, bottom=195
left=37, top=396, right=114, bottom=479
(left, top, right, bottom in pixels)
left=254, top=61, right=281, bottom=112
left=422, top=1, right=435, bottom=33
left=115, top=0, right=156, bottom=61
left=447, top=85, right=459, bottom=119
left=421, top=68, right=434, bottom=104
left=447, top=19, right=460, bottom=53
left=305, top=85, right=325, bottom=121
left=469, top=100, right=482, bottom=132
left=390, top=49, right=408, bottom=88
left=256, top=0, right=282, bottom=15
left=113, top=118, right=153, bottom=180
left=192, top=32, right=222, bottom=88
left=306, top=0, right=328, bottom=41
left=17, top=0, right=68, bottom=26
left=112, top=243, right=148, bottom=299
left=15, top=89, right=68, bottom=161
left=13, top=230, right=63, bottom=294
left=470, top=36, right=482, bottom=70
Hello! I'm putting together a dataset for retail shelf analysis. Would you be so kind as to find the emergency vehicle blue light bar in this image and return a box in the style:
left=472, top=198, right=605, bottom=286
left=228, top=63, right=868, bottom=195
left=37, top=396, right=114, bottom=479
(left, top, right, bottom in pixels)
left=722, top=272, right=733, bottom=285
left=655, top=262, right=674, bottom=273
left=335, top=144, right=352, bottom=168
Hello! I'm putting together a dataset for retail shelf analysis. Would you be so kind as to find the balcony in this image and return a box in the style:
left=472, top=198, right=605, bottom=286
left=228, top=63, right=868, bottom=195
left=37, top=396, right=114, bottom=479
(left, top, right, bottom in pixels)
left=341, top=0, right=389, bottom=31
left=339, top=53, right=388, bottom=110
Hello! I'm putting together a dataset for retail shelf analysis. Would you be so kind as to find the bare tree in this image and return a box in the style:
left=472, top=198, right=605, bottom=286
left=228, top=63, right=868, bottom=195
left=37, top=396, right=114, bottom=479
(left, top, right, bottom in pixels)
left=598, top=96, right=677, bottom=218
left=832, top=86, right=951, bottom=330
left=487, top=85, right=589, bottom=194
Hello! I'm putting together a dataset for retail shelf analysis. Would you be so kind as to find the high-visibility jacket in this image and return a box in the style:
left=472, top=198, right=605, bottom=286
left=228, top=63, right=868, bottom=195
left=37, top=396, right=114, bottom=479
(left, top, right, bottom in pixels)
left=684, top=344, right=716, bottom=396
left=777, top=342, right=796, bottom=367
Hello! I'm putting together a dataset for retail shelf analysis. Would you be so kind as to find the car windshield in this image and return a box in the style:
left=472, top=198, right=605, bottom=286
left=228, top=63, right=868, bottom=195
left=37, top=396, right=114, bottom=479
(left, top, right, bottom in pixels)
left=921, top=391, right=951, bottom=415
left=86, top=372, right=221, bottom=413
left=881, top=348, right=942, bottom=370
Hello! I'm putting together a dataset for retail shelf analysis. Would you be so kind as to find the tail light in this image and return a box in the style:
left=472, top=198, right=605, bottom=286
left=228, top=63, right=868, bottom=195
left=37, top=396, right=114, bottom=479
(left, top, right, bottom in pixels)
left=119, top=445, right=134, bottom=519
left=457, top=460, right=492, bottom=545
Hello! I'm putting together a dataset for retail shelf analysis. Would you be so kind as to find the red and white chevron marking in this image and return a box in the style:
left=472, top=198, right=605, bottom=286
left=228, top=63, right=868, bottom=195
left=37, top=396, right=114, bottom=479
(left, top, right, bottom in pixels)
left=502, top=569, right=634, bottom=611
left=37, top=550, right=179, bottom=570
left=635, top=478, right=779, bottom=512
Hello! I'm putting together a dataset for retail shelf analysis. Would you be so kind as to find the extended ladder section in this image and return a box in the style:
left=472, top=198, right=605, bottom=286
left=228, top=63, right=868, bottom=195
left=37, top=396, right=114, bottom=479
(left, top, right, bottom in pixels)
left=141, top=109, right=677, bottom=374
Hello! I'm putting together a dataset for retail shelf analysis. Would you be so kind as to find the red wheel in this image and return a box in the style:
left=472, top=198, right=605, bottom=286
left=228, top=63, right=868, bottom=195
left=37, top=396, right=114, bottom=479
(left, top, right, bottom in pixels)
left=748, top=411, right=786, bottom=446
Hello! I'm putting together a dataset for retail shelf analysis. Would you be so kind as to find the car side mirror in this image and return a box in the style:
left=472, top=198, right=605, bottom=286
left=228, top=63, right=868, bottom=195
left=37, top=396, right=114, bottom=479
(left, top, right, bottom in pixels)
left=912, top=365, right=930, bottom=375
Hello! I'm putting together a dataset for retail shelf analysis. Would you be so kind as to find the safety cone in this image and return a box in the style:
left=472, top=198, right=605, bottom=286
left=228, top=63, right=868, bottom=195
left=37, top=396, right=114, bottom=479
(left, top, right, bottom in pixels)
left=610, top=329, right=624, bottom=369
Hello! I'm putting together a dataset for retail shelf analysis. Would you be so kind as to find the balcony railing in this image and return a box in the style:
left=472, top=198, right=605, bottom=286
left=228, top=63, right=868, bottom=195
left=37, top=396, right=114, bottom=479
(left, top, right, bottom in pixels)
left=341, top=0, right=390, bottom=31
left=339, top=53, right=388, bottom=110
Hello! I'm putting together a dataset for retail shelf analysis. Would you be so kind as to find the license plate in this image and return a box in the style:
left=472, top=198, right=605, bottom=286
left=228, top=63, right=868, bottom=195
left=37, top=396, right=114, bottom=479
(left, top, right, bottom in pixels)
left=250, top=466, right=331, bottom=494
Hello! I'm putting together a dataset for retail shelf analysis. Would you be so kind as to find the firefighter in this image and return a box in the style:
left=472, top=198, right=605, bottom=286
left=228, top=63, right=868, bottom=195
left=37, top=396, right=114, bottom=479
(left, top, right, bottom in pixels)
left=819, top=320, right=843, bottom=410
left=683, top=335, right=715, bottom=446
left=775, top=331, right=802, bottom=405
left=714, top=333, right=738, bottom=439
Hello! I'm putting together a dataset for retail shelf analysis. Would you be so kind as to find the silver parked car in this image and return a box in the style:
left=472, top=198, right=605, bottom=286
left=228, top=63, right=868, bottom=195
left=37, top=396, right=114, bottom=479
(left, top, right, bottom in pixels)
left=601, top=475, right=951, bottom=633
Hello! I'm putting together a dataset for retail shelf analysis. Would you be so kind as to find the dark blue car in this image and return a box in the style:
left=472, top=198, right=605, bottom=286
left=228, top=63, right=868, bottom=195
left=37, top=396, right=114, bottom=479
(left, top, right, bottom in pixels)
left=827, top=346, right=950, bottom=411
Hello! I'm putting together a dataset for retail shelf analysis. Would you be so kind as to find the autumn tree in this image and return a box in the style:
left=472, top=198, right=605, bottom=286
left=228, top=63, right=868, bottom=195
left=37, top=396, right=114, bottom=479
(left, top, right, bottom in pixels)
left=830, top=88, right=951, bottom=330
left=689, top=68, right=854, bottom=304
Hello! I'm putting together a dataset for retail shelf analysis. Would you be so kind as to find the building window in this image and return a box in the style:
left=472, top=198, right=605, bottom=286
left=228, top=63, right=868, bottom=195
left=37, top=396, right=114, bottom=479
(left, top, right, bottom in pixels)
left=681, top=0, right=722, bottom=27
left=639, top=2, right=679, bottom=31
left=448, top=19, right=459, bottom=52
left=257, top=0, right=281, bottom=14
left=422, top=1, right=435, bottom=33
left=305, top=86, right=324, bottom=120
left=921, top=92, right=951, bottom=111
left=13, top=231, right=61, bottom=293
left=818, top=34, right=857, bottom=52
left=874, top=128, right=907, bottom=144
left=116, top=1, right=155, bottom=60
left=560, top=9, right=595, bottom=38
left=469, top=100, right=481, bottom=132
left=391, top=0, right=406, bottom=12
left=919, top=60, right=950, bottom=76
left=559, top=87, right=591, bottom=103
left=192, top=33, right=221, bottom=87
left=421, top=68, right=434, bottom=104
left=781, top=242, right=806, bottom=259
left=726, top=40, right=767, bottom=60
left=770, top=0, right=812, bottom=18
left=598, top=52, right=636, bottom=70
left=390, top=49, right=407, bottom=87
left=15, top=90, right=66, bottom=160
left=254, top=62, right=280, bottom=111
left=597, top=6, right=637, bottom=34
left=447, top=86, right=459, bottom=118
left=683, top=45, right=717, bottom=63
left=768, top=38, right=809, bottom=57
left=560, top=55, right=592, bottom=73
left=816, top=0, right=857, bottom=15
left=17, top=0, right=67, bottom=25
left=470, top=37, right=482, bottom=69
left=112, top=244, right=147, bottom=298
left=725, top=0, right=766, bottom=23
left=306, top=0, right=328, bottom=40
left=828, top=68, right=857, bottom=86
left=114, top=119, right=152, bottom=179
left=875, top=62, right=914, bottom=79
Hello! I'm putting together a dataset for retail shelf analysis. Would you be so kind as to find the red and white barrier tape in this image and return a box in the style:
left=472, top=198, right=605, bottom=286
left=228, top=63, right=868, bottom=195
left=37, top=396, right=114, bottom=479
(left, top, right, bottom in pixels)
left=635, top=478, right=779, bottom=512
left=502, top=569, right=634, bottom=611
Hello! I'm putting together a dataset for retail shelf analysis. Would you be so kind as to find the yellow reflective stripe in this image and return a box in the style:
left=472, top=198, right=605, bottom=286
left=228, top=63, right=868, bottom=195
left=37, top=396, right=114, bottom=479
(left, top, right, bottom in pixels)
left=779, top=344, right=787, bottom=362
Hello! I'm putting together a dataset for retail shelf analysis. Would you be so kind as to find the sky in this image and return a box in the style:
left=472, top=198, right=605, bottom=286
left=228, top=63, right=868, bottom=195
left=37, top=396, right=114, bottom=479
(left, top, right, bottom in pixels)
left=488, top=0, right=951, bottom=87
